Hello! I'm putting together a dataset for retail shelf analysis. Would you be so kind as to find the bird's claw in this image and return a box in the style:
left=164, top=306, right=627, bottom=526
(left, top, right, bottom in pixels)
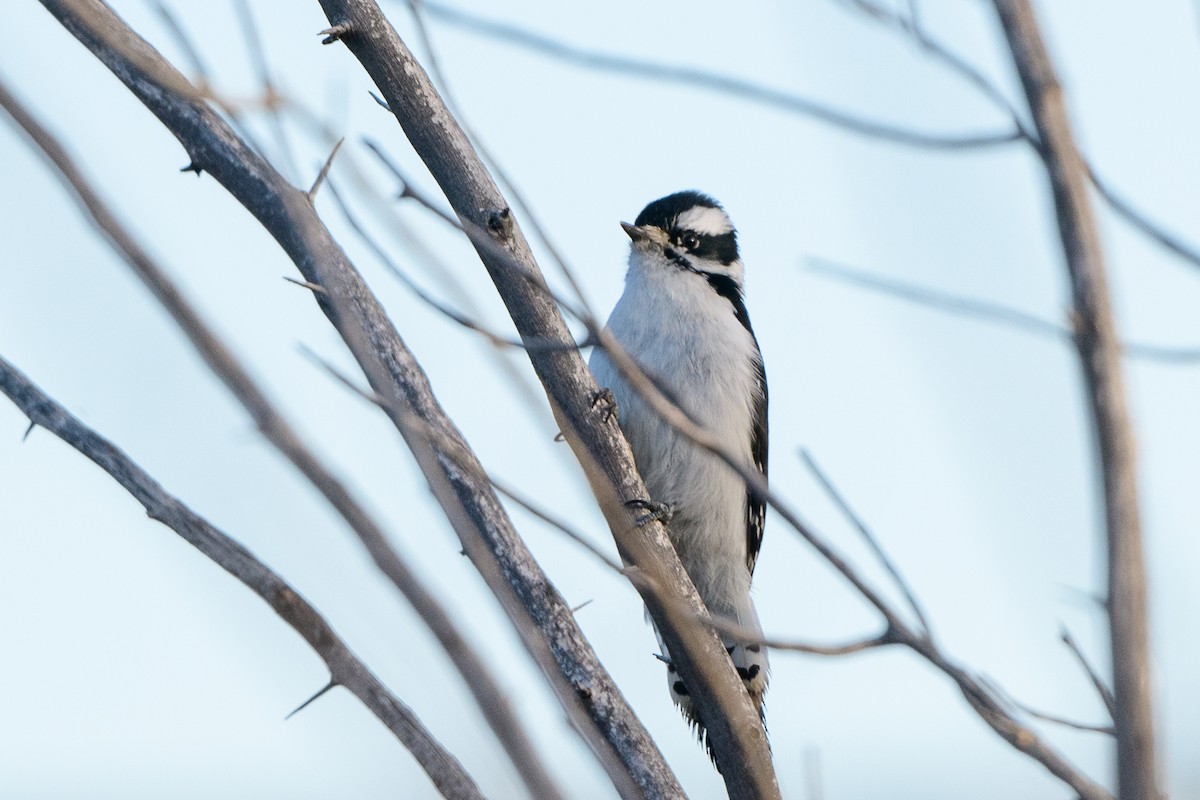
left=590, top=388, right=618, bottom=423
left=626, top=498, right=675, bottom=526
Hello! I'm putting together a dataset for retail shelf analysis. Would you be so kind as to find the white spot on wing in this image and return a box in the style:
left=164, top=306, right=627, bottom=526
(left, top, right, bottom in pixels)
left=675, top=205, right=733, bottom=235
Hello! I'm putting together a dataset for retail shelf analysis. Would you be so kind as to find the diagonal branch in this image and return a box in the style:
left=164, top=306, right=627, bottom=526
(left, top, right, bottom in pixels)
left=839, top=0, right=1200, bottom=273
left=0, top=74, right=553, bottom=799
left=418, top=1, right=1019, bottom=150
left=35, top=1, right=678, bottom=797
left=993, top=3, right=1158, bottom=798
left=0, top=356, right=484, bottom=800
left=314, top=2, right=781, bottom=795
left=806, top=257, right=1200, bottom=364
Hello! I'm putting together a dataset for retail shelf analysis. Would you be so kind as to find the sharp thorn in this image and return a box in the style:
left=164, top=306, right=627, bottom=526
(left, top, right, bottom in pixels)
left=369, top=91, right=392, bottom=112
left=318, top=23, right=351, bottom=45
left=286, top=680, right=337, bottom=720
left=282, top=276, right=327, bottom=295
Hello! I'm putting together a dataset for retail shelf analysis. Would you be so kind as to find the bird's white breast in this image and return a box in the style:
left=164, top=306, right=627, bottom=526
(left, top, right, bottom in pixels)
left=590, top=256, right=761, bottom=611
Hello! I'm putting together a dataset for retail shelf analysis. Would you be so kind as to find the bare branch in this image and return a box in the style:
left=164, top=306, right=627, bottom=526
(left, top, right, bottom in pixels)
left=402, top=0, right=596, bottom=313
left=420, top=2, right=1020, bottom=150
left=1061, top=626, right=1118, bottom=720
left=807, top=257, right=1200, bottom=364
left=837, top=0, right=1037, bottom=143
left=0, top=73, right=554, bottom=799
left=801, top=450, right=933, bottom=637
left=841, top=0, right=1200, bottom=274
left=316, top=2, right=779, bottom=793
left=148, top=0, right=213, bottom=91
left=325, top=177, right=591, bottom=353
left=0, top=356, right=484, bottom=800
left=993, top=3, right=1158, bottom=797
left=1089, top=166, right=1200, bottom=271
left=308, top=136, right=344, bottom=199
left=232, top=0, right=298, bottom=177
left=360, top=137, right=593, bottom=324
left=34, top=2, right=681, bottom=796
left=980, top=676, right=1114, bottom=736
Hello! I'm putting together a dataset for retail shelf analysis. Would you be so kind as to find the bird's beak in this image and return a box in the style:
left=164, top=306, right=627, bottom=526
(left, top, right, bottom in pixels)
left=621, top=221, right=648, bottom=242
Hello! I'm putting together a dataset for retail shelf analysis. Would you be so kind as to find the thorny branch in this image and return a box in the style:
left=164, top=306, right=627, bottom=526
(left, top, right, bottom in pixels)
left=313, top=1, right=780, bottom=796
left=35, top=2, right=679, bottom=797
left=0, top=75, right=553, bottom=799
left=0, top=357, right=485, bottom=800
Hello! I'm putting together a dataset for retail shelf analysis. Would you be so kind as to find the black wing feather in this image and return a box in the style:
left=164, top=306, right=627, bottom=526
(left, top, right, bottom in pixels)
left=746, top=348, right=768, bottom=575
left=698, top=271, right=767, bottom=574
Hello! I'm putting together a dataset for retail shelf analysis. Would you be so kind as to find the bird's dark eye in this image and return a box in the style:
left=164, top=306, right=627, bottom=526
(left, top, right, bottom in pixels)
left=680, top=232, right=700, bottom=250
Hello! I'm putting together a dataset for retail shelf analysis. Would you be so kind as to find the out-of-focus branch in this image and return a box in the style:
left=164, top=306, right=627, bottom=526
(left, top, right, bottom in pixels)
left=325, top=178, right=592, bottom=352
left=0, top=357, right=484, bottom=800
left=0, top=74, right=558, bottom=798
left=840, top=0, right=1200, bottom=273
left=1061, top=626, right=1117, bottom=720
left=36, top=2, right=674, bottom=797
left=313, top=1, right=779, bottom=795
left=807, top=257, right=1200, bottom=364
left=980, top=676, right=1115, bottom=736
left=1089, top=166, right=1200, bottom=271
left=417, top=2, right=1019, bottom=150
left=993, top=3, right=1158, bottom=798
left=801, top=450, right=932, bottom=637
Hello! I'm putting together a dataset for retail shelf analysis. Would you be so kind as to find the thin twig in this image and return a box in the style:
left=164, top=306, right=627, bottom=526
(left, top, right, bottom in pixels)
left=807, top=257, right=1200, bottom=364
left=403, top=0, right=597, bottom=314
left=232, top=0, right=298, bottom=178
left=360, top=137, right=593, bottom=325
left=800, top=450, right=933, bottom=637
left=0, top=355, right=484, bottom=800
left=420, top=1, right=1020, bottom=151
left=1090, top=166, right=1200, bottom=271
left=980, top=675, right=1114, bottom=735
left=308, top=136, right=344, bottom=199
left=326, top=177, right=591, bottom=353
left=148, top=0, right=214, bottom=91
left=1060, top=626, right=1117, bottom=719
left=839, top=0, right=1200, bottom=273
left=837, top=0, right=1038, bottom=144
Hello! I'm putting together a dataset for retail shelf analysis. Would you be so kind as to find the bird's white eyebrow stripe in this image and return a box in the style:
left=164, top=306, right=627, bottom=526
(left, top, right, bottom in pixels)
left=675, top=205, right=733, bottom=235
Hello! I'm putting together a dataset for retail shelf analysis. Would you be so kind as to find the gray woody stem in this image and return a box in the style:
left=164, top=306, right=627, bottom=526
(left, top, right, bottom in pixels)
left=992, top=2, right=1158, bottom=797
left=0, top=357, right=484, bottom=800
left=37, top=0, right=678, bottom=797
left=313, top=1, right=780, bottom=796
left=0, top=76, right=548, bottom=799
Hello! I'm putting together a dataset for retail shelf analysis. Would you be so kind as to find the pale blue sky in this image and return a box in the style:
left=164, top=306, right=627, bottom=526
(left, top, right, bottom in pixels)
left=1, top=1, right=1197, bottom=798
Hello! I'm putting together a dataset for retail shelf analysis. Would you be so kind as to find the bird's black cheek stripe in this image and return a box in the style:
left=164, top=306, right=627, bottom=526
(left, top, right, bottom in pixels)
left=692, top=232, right=738, bottom=265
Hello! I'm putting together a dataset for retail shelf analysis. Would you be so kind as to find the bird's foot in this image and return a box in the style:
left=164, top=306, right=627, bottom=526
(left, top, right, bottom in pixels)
left=625, top=498, right=675, bottom=526
left=590, top=387, right=618, bottom=423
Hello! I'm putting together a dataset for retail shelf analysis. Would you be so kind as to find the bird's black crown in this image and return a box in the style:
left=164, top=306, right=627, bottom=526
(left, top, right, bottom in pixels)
left=634, top=190, right=723, bottom=231
left=634, top=191, right=739, bottom=266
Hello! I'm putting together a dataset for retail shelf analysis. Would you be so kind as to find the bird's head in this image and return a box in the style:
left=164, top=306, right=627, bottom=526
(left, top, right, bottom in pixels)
left=621, top=191, right=744, bottom=287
